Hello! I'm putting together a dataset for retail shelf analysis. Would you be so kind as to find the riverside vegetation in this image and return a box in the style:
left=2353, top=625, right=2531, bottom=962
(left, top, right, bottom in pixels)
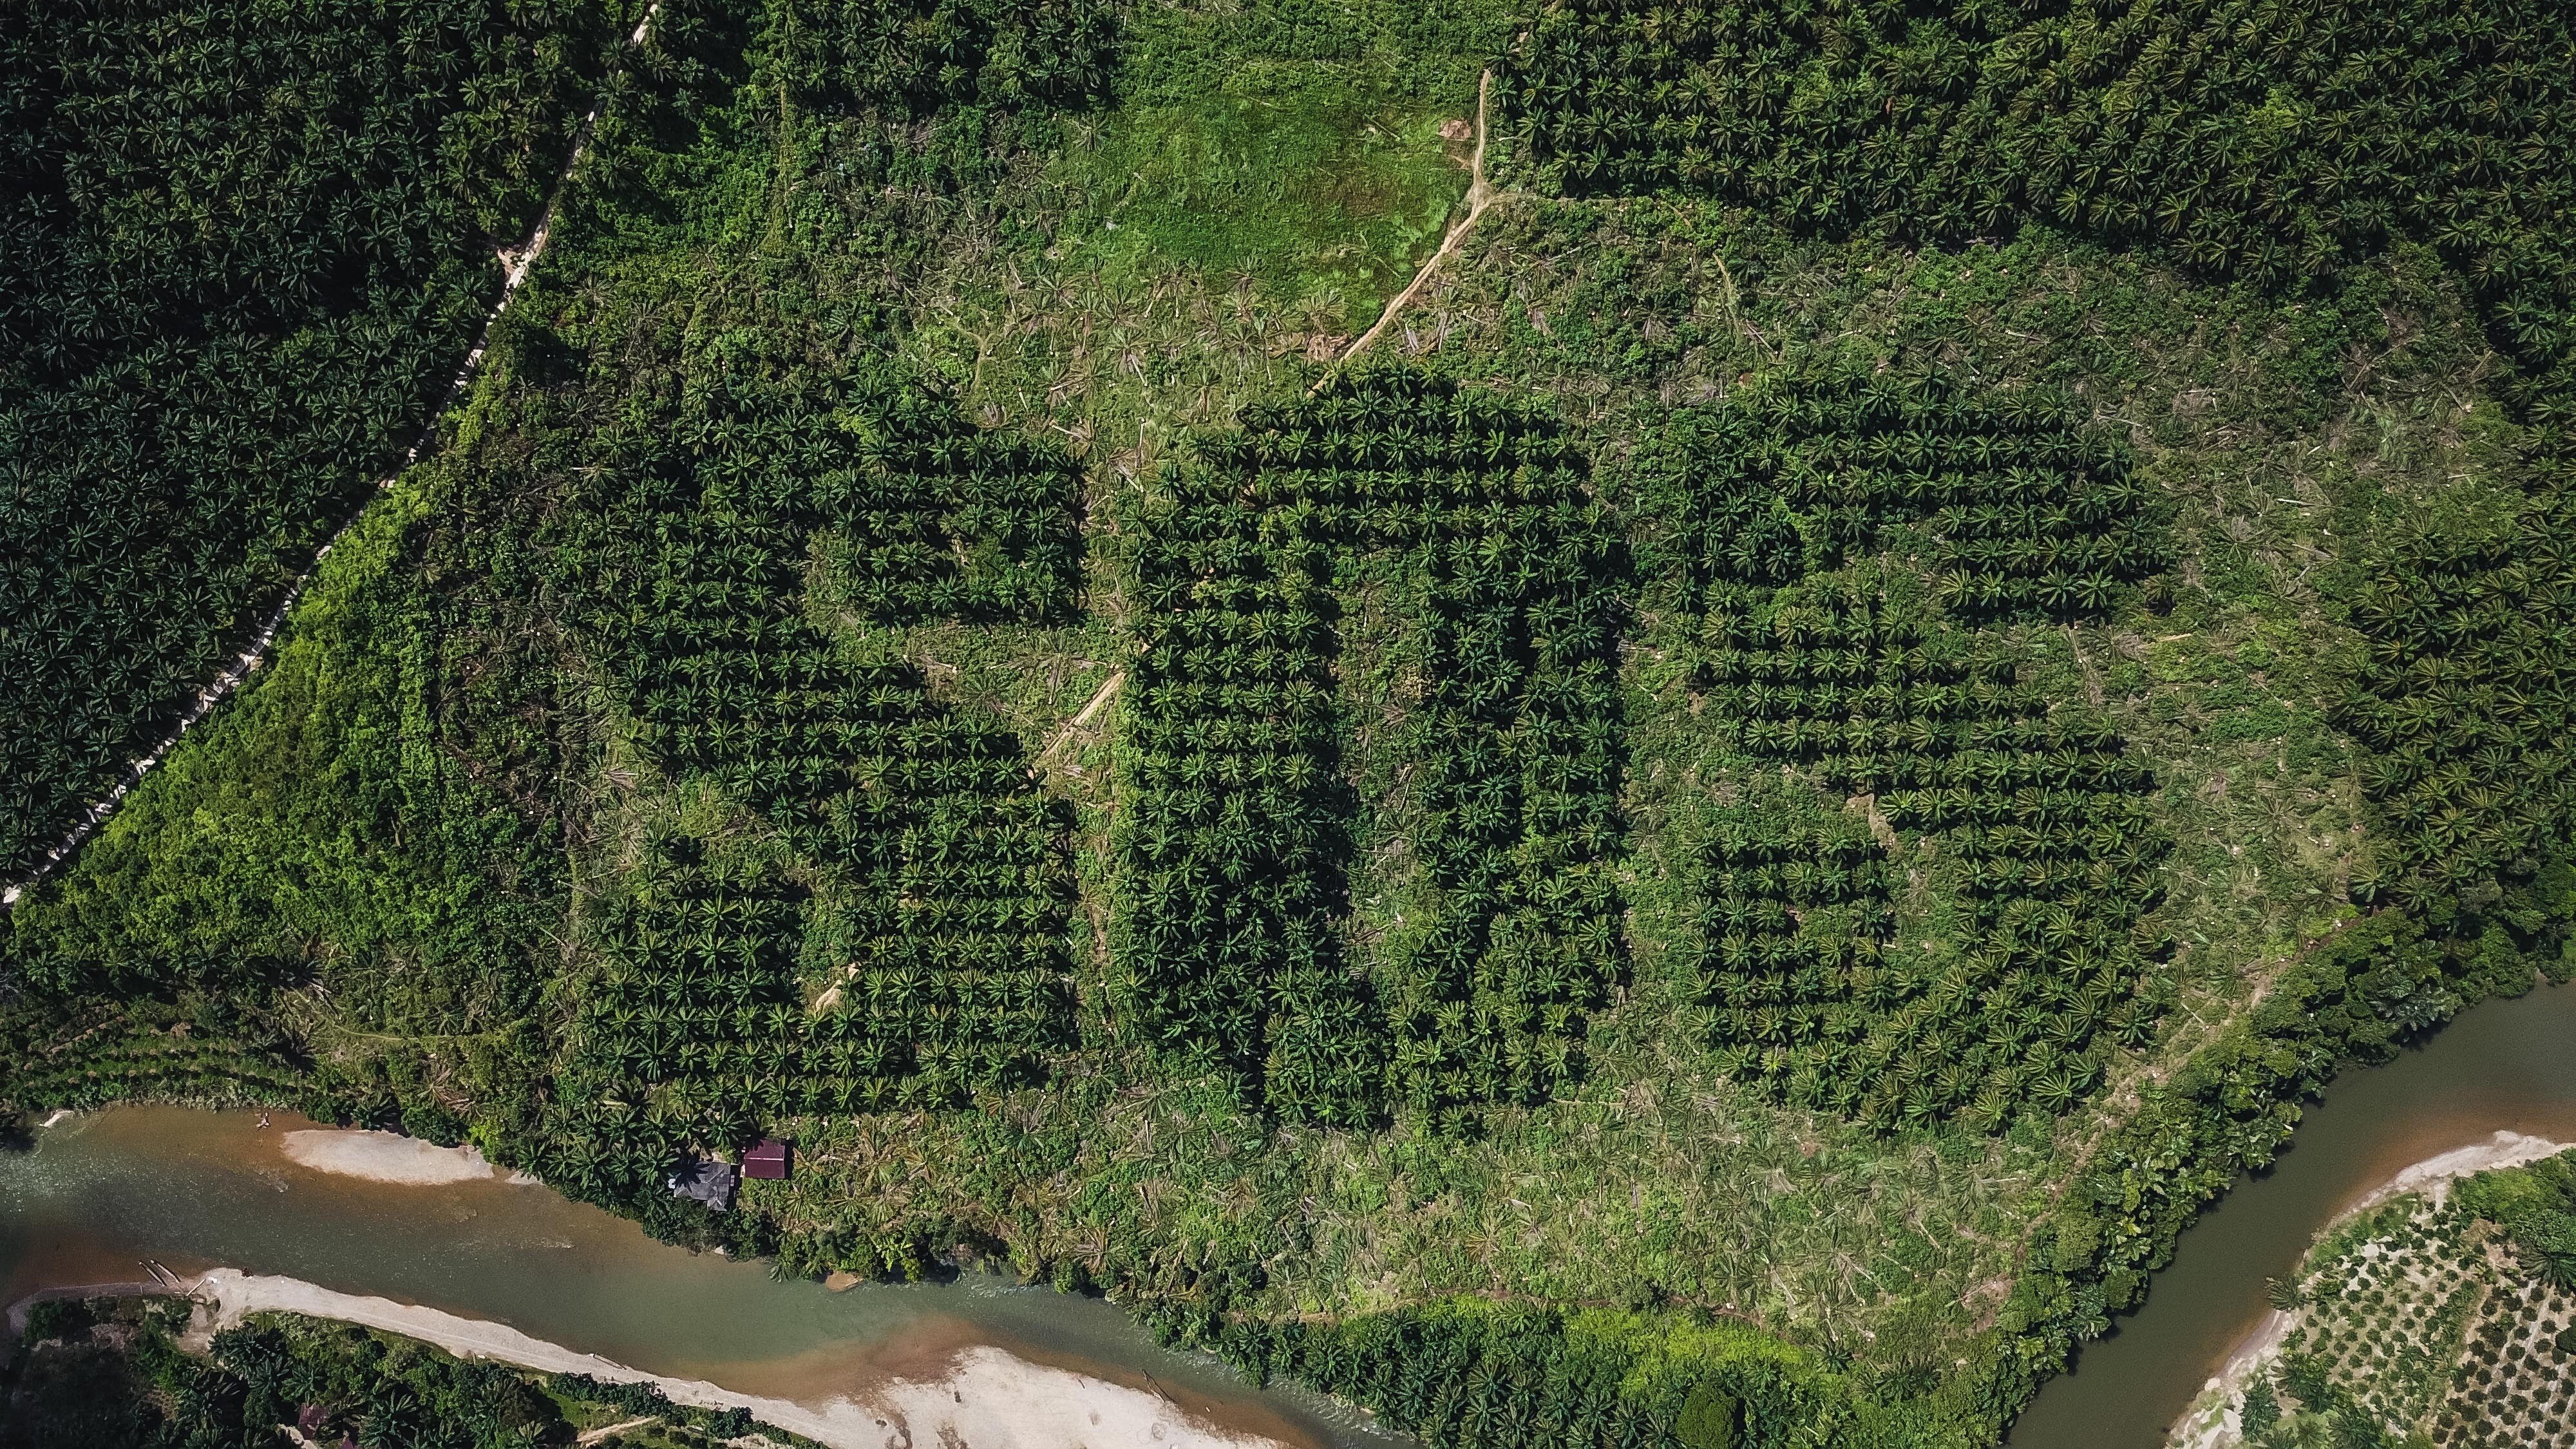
left=3, top=0, right=2575, bottom=1445
left=0, top=1296, right=808, bottom=1449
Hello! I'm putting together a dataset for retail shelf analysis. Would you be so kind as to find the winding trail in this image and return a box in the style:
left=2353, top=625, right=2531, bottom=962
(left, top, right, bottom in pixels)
left=2, top=5, right=664, bottom=911
left=1326, top=69, right=1504, bottom=378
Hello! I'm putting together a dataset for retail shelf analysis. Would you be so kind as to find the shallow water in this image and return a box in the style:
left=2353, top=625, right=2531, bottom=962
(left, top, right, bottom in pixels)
left=13, top=984, right=2570, bottom=1448
left=2007, top=977, right=2576, bottom=1448
left=0, top=1106, right=1381, bottom=1447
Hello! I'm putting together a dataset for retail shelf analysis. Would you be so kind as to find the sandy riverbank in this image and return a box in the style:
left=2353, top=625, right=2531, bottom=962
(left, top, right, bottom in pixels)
left=2340, top=1130, right=2568, bottom=1215
left=173, top=1270, right=1287, bottom=1449
left=278, top=1129, right=502, bottom=1185
left=2168, top=1308, right=2299, bottom=1449
left=2170, top=1130, right=2571, bottom=1449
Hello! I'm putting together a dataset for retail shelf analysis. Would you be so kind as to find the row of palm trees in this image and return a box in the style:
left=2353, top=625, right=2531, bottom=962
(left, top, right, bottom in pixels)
left=1733, top=452, right=2129, bottom=497
left=3, top=0, right=605, bottom=880
left=1656, top=374, right=2169, bottom=1130
left=1698, top=666, right=2118, bottom=723
left=1114, top=370, right=1627, bottom=1126
left=4, top=1030, right=310, bottom=1111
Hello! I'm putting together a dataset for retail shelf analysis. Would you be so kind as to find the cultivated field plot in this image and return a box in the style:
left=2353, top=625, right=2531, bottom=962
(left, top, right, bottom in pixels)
left=2184, top=1149, right=2576, bottom=1449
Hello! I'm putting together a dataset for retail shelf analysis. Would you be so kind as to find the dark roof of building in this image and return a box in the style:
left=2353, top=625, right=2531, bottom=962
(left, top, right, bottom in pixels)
left=666, top=1156, right=737, bottom=1209
left=743, top=1138, right=790, bottom=1180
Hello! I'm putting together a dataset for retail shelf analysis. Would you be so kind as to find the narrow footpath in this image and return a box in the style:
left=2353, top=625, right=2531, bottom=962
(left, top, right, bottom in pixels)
left=1329, top=70, right=1505, bottom=376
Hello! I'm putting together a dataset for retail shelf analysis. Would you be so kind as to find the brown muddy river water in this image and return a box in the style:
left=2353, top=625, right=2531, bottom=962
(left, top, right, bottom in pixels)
left=7, top=978, right=2571, bottom=1447
left=0, top=1106, right=1372, bottom=1447
left=2009, top=976, right=2576, bottom=1448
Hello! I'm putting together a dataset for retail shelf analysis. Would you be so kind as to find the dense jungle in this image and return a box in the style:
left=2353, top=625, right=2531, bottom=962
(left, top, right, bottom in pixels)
left=3, top=0, right=2573, bottom=1443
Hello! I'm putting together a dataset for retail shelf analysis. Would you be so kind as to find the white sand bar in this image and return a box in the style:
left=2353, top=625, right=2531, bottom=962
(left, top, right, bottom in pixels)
left=196, top=1270, right=1285, bottom=1449
left=279, top=1129, right=498, bottom=1185
left=2347, top=1130, right=2569, bottom=1213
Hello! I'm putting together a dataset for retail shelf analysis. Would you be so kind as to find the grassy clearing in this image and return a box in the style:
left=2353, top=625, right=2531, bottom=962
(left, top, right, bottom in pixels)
left=711, top=182, right=2520, bottom=1373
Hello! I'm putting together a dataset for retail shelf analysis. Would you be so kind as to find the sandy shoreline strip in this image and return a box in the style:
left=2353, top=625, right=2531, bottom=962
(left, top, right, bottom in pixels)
left=2341, top=1130, right=2568, bottom=1216
left=194, top=1271, right=875, bottom=1441
left=278, top=1128, right=501, bottom=1186
left=21, top=1269, right=1285, bottom=1449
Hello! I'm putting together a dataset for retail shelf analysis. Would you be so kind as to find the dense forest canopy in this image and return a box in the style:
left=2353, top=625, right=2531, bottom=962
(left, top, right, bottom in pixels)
left=4, top=0, right=2575, bottom=1444
left=0, top=0, right=611, bottom=880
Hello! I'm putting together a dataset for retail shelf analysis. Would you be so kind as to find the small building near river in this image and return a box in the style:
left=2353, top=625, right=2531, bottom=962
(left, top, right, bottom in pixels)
left=667, top=1156, right=737, bottom=1211
left=743, top=1139, right=790, bottom=1180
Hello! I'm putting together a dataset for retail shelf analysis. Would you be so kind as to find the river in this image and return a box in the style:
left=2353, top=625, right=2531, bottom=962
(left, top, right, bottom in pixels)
left=2007, top=976, right=2576, bottom=1448
left=0, top=1106, right=1379, bottom=1448
left=10, top=981, right=2572, bottom=1447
